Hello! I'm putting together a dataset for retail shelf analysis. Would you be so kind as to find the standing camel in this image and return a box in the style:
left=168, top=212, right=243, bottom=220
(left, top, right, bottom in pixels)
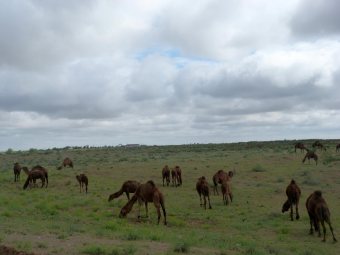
left=13, top=163, right=21, bottom=182
left=171, top=168, right=177, bottom=187
left=336, top=144, right=340, bottom=152
left=221, top=180, right=233, bottom=206
left=162, top=165, right=170, bottom=187
left=196, top=176, right=212, bottom=209
left=282, top=179, right=301, bottom=221
left=76, top=174, right=88, bottom=193
left=294, top=142, right=306, bottom=153
left=212, top=170, right=234, bottom=195
left=174, top=166, right=182, bottom=186
left=63, top=157, right=74, bottom=168
left=119, top=180, right=167, bottom=225
left=23, top=166, right=48, bottom=189
left=302, top=150, right=318, bottom=165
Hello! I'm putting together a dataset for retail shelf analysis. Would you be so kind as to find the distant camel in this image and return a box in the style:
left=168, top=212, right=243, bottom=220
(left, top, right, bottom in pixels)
left=23, top=165, right=48, bottom=189
left=282, top=179, right=301, bottom=221
left=294, top=142, right=306, bottom=153
left=336, top=144, right=340, bottom=152
left=108, top=180, right=140, bottom=201
left=171, top=168, right=177, bottom=187
left=302, top=150, right=318, bottom=165
left=76, top=174, right=88, bottom=193
left=174, top=166, right=182, bottom=186
left=312, top=141, right=326, bottom=151
left=119, top=180, right=167, bottom=225
left=212, top=170, right=234, bottom=195
left=13, top=162, right=21, bottom=182
left=162, top=165, right=170, bottom=187
left=63, top=157, right=73, bottom=168
left=196, top=176, right=212, bottom=209
left=221, top=180, right=233, bottom=206
left=306, top=191, right=337, bottom=242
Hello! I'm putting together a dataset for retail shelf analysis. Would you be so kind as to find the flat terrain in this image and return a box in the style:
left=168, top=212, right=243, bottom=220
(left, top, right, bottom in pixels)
left=0, top=140, right=339, bottom=255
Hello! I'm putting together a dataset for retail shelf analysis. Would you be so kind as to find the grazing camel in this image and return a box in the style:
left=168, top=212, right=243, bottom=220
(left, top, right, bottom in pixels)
left=336, top=144, right=340, bottom=152
left=119, top=180, right=167, bottom=225
left=302, top=150, right=318, bottom=165
left=221, top=180, right=233, bottom=206
left=282, top=179, right=301, bottom=221
left=306, top=191, right=337, bottom=242
left=196, top=176, right=212, bottom=209
left=13, top=162, right=21, bottom=182
left=294, top=142, right=306, bottom=153
left=23, top=166, right=48, bottom=189
left=162, top=165, right=170, bottom=187
left=76, top=174, right=88, bottom=193
left=63, top=157, right=74, bottom=168
left=212, top=170, right=234, bottom=195
left=108, top=180, right=140, bottom=201
left=312, top=141, right=326, bottom=151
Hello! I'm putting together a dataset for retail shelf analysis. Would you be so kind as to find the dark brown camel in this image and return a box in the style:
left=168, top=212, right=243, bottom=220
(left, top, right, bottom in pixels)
left=336, top=144, right=340, bottom=152
left=63, top=157, right=73, bottom=168
left=76, top=174, right=88, bottom=193
left=108, top=180, right=140, bottom=201
left=196, top=176, right=212, bottom=209
left=119, top=180, right=167, bottom=225
left=306, top=191, right=337, bottom=242
left=174, top=165, right=182, bottom=186
left=162, top=165, right=170, bottom=187
left=212, top=170, right=234, bottom=195
left=312, top=141, right=326, bottom=151
left=221, top=179, right=233, bottom=205
left=282, top=179, right=301, bottom=221
left=22, top=165, right=48, bottom=189
left=13, top=162, right=21, bottom=182
left=294, top=142, right=306, bottom=153
left=302, top=150, right=318, bottom=165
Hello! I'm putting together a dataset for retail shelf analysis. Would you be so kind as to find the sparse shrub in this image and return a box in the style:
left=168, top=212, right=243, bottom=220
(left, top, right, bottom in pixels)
left=252, top=164, right=266, bottom=172
left=174, top=242, right=190, bottom=253
left=82, top=246, right=106, bottom=255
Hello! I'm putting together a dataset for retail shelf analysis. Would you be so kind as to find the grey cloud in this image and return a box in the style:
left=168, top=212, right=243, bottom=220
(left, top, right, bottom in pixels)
left=290, top=0, right=340, bottom=38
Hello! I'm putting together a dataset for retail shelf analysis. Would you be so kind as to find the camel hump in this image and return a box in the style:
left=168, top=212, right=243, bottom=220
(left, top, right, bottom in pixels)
left=147, top=180, right=156, bottom=187
left=290, top=179, right=296, bottom=184
left=314, top=190, right=322, bottom=197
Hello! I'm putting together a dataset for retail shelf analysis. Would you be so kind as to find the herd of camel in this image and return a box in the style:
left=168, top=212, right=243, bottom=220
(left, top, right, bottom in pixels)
left=10, top=141, right=340, bottom=242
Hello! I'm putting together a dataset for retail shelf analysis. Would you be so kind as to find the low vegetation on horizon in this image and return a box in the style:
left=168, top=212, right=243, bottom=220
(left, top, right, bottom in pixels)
left=0, top=139, right=339, bottom=255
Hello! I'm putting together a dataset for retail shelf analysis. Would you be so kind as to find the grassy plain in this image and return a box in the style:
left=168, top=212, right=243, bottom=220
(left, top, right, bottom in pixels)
left=0, top=140, right=339, bottom=255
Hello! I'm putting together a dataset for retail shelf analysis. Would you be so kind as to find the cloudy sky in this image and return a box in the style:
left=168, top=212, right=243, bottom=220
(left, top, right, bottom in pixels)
left=1, top=0, right=340, bottom=150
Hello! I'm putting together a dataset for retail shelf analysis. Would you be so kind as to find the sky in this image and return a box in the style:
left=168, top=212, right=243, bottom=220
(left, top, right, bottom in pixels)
left=1, top=0, right=340, bottom=151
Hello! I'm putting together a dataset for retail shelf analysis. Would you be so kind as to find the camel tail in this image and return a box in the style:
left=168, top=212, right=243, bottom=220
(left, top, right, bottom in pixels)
left=23, top=176, right=30, bottom=190
left=302, top=155, right=307, bottom=163
left=45, top=172, right=48, bottom=187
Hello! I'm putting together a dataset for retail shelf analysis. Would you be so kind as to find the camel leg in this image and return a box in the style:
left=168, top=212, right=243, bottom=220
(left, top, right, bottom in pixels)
left=309, top=217, right=314, bottom=235
left=145, top=202, right=148, bottom=218
left=126, top=192, right=130, bottom=200
left=162, top=177, right=164, bottom=187
left=296, top=204, right=300, bottom=220
left=229, top=192, right=233, bottom=203
left=154, top=202, right=161, bottom=225
left=85, top=183, right=88, bottom=194
left=199, top=193, right=202, bottom=207
left=203, top=195, right=207, bottom=210
left=290, top=202, right=293, bottom=221
left=207, top=195, right=212, bottom=209
left=320, top=220, right=326, bottom=242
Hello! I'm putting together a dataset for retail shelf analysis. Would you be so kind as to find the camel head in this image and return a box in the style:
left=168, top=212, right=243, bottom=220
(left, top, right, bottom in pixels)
left=108, top=194, right=114, bottom=202
left=281, top=200, right=291, bottom=213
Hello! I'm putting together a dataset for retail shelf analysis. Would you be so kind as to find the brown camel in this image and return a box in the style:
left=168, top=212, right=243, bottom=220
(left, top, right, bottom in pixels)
left=282, top=179, right=301, bottom=221
left=221, top=180, right=233, bottom=206
left=294, top=142, right=306, bottom=153
left=171, top=168, right=177, bottom=187
left=108, top=180, right=140, bottom=201
left=312, top=141, right=326, bottom=151
left=306, top=191, right=337, bottom=242
left=22, top=165, right=48, bottom=189
left=119, top=180, right=167, bottom=225
left=174, top=166, right=182, bottom=186
left=13, top=162, right=21, bottom=182
left=162, top=165, right=170, bottom=187
left=302, top=150, right=318, bottom=165
left=212, top=170, right=234, bottom=195
left=336, top=144, right=340, bottom=152
left=196, top=176, right=212, bottom=209
left=76, top=174, right=88, bottom=193
left=63, top=157, right=73, bottom=168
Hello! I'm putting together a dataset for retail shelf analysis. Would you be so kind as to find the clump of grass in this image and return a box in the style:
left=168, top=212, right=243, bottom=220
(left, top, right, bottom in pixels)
left=82, top=246, right=106, bottom=255
left=302, top=177, right=319, bottom=186
left=122, top=232, right=140, bottom=241
left=252, top=164, right=266, bottom=172
left=173, top=242, right=190, bottom=253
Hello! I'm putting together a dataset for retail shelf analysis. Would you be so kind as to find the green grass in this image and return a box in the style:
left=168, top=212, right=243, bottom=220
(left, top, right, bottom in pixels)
left=0, top=140, right=340, bottom=254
